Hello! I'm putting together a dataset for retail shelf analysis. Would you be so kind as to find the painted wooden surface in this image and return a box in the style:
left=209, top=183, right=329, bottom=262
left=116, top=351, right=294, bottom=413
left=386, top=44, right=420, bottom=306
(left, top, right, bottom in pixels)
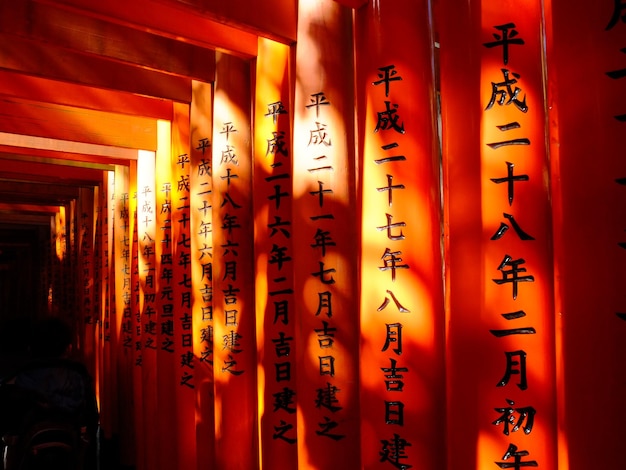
left=170, top=102, right=198, bottom=470
left=189, top=80, right=215, bottom=470
left=545, top=1, right=626, bottom=467
left=211, top=53, right=259, bottom=470
left=0, top=98, right=157, bottom=150
left=438, top=0, right=558, bottom=468
left=153, top=120, right=177, bottom=470
left=0, top=0, right=216, bottom=82
left=1, top=1, right=625, bottom=468
left=254, top=37, right=297, bottom=470
left=292, top=1, right=360, bottom=468
left=38, top=0, right=266, bottom=56
left=355, top=1, right=446, bottom=468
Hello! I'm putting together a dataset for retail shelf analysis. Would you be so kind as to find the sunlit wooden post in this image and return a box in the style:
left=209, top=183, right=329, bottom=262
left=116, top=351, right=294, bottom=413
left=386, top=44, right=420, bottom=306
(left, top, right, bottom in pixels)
left=129, top=161, right=143, bottom=470
left=355, top=1, right=446, bottom=468
left=136, top=151, right=158, bottom=470
left=154, top=119, right=178, bottom=470
left=254, top=37, right=297, bottom=469
left=51, top=204, right=67, bottom=314
left=293, top=1, right=360, bottom=467
left=189, top=79, right=216, bottom=469
left=438, top=0, right=558, bottom=468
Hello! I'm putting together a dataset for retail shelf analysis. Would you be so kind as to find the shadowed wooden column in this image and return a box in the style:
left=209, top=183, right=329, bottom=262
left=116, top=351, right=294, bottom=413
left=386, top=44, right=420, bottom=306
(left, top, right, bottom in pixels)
left=545, top=1, right=626, bottom=467
left=77, top=187, right=96, bottom=379
left=212, top=52, right=259, bottom=470
left=98, top=171, right=115, bottom=444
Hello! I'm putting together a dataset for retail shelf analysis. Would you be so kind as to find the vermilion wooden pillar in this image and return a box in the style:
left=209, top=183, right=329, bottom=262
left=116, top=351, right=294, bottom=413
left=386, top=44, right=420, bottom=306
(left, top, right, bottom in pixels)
left=130, top=161, right=144, bottom=470
left=545, top=1, right=626, bottom=467
left=113, top=164, right=135, bottom=466
left=171, top=102, right=198, bottom=470
left=293, top=1, right=360, bottom=468
left=189, top=80, right=216, bottom=470
left=438, top=0, right=558, bottom=468
left=68, top=199, right=77, bottom=329
left=52, top=205, right=67, bottom=310
left=355, top=1, right=446, bottom=468
left=65, top=200, right=74, bottom=319
left=137, top=151, right=158, bottom=470
left=212, top=52, right=259, bottom=469
left=254, top=37, right=297, bottom=470
left=92, top=183, right=104, bottom=414
left=99, top=171, right=115, bottom=441
left=154, top=120, right=178, bottom=470
left=77, top=187, right=96, bottom=377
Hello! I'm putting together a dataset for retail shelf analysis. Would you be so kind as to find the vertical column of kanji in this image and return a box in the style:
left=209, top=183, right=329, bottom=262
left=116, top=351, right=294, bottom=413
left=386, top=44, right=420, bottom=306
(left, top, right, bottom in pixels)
left=293, top=1, right=360, bottom=468
left=129, top=162, right=143, bottom=470
left=171, top=102, right=197, bottom=469
left=212, top=52, right=259, bottom=468
left=189, top=80, right=216, bottom=470
left=131, top=162, right=143, bottom=467
left=544, top=1, right=626, bottom=466
left=123, top=161, right=144, bottom=464
left=78, top=187, right=96, bottom=375
left=254, top=37, right=297, bottom=468
left=439, top=0, right=557, bottom=468
left=355, top=1, right=445, bottom=469
left=154, top=120, right=177, bottom=470
left=114, top=163, right=136, bottom=467
left=137, top=151, right=158, bottom=470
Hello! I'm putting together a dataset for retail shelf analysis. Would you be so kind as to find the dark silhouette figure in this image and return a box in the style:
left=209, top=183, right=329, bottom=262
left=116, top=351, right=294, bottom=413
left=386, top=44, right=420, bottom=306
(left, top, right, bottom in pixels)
left=0, top=316, right=99, bottom=470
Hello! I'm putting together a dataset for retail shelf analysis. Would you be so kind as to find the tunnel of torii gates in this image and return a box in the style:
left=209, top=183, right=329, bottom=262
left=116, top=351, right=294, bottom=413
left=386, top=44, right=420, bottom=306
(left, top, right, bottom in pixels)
left=2, top=0, right=626, bottom=468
